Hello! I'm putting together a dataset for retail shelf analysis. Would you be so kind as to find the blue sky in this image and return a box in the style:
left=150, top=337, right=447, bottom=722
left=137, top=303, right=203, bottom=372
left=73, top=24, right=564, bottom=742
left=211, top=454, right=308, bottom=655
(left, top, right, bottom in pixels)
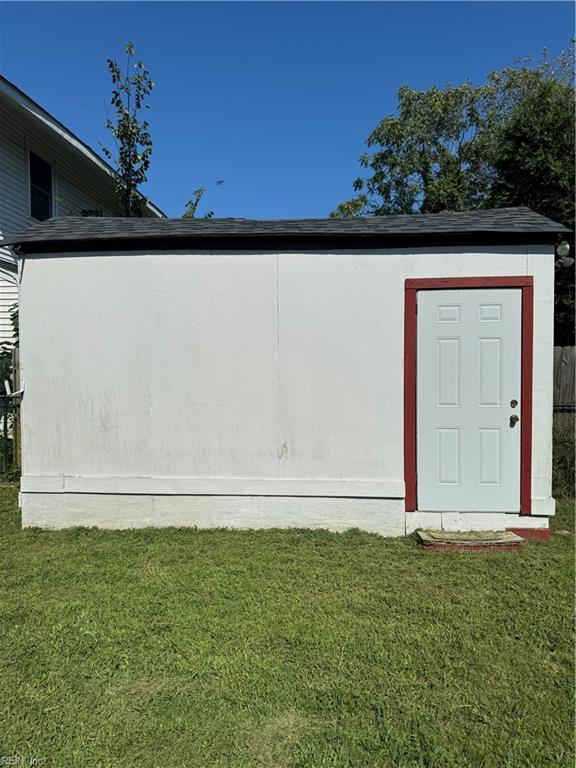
left=0, top=1, right=573, bottom=218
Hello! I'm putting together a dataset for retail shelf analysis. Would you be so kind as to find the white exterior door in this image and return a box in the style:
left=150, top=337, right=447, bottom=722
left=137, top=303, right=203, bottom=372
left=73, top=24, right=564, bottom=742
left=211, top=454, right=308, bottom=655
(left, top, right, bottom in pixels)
left=416, top=288, right=522, bottom=512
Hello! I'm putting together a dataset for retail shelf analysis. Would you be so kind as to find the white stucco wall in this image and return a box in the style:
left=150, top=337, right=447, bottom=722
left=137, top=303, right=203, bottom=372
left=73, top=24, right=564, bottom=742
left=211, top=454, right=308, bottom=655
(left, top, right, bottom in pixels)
left=19, top=244, right=556, bottom=531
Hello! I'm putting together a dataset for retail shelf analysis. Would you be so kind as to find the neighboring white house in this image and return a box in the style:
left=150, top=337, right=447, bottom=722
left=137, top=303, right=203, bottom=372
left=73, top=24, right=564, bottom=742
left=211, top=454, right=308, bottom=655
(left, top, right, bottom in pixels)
left=8, top=207, right=568, bottom=537
left=0, top=75, right=164, bottom=344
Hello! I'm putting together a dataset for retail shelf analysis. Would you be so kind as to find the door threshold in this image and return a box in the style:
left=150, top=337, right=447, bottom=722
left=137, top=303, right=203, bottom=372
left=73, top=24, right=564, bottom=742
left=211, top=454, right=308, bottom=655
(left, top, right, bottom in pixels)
left=416, top=529, right=524, bottom=552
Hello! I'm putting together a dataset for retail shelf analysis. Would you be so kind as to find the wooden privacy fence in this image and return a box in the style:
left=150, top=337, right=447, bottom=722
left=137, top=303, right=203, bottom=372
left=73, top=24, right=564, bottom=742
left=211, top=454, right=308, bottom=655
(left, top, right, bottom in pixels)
left=554, top=346, right=575, bottom=412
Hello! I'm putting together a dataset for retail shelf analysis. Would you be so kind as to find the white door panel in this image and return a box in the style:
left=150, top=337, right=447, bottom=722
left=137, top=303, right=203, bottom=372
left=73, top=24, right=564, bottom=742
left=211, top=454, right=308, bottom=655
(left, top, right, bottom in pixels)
left=417, top=289, right=521, bottom=512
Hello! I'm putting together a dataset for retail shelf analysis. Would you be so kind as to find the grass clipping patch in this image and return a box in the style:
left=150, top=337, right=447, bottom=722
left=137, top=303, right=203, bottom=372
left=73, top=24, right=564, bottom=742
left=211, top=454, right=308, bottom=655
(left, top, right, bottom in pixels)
left=247, top=710, right=326, bottom=768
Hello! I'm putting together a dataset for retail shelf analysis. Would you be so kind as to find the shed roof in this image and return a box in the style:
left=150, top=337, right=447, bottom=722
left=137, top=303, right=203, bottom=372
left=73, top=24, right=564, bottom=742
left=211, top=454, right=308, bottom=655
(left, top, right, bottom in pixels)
left=5, top=207, right=569, bottom=254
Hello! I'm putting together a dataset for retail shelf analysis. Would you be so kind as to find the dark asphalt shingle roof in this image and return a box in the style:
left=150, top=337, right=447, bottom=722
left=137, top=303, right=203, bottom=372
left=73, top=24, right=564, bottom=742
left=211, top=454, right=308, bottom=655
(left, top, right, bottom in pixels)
left=4, top=207, right=569, bottom=253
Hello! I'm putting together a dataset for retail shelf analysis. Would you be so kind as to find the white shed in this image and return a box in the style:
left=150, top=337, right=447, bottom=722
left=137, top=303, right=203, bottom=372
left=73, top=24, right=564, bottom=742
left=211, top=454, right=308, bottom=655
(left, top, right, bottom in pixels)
left=8, top=208, right=568, bottom=536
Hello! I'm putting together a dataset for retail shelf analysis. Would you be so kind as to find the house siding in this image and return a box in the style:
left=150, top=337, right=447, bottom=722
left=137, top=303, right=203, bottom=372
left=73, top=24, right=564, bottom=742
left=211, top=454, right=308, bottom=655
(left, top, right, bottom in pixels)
left=0, top=106, right=30, bottom=236
left=0, top=266, right=17, bottom=344
left=0, top=95, right=120, bottom=240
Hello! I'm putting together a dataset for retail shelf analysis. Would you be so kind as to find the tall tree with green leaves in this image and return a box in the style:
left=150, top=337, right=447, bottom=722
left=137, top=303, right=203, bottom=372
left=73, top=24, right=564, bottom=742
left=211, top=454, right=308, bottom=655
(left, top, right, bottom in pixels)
left=489, top=80, right=574, bottom=226
left=333, top=48, right=575, bottom=342
left=103, top=42, right=154, bottom=217
left=332, top=83, right=496, bottom=218
left=489, top=74, right=575, bottom=344
left=333, top=49, right=574, bottom=220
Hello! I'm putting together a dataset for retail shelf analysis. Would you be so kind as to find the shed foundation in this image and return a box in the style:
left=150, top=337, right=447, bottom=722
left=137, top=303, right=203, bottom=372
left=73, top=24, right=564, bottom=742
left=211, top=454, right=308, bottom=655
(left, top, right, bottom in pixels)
left=21, top=493, right=551, bottom=536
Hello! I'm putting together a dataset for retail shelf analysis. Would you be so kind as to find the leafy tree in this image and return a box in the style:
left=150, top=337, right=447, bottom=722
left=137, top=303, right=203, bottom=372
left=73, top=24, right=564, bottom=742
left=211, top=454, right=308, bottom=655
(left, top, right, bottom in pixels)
left=103, top=42, right=154, bottom=217
left=182, top=180, right=224, bottom=219
left=489, top=75, right=575, bottom=344
left=332, top=83, right=497, bottom=217
left=488, top=50, right=574, bottom=223
left=8, top=303, right=18, bottom=346
left=490, top=79, right=574, bottom=225
left=333, top=48, right=575, bottom=343
left=333, top=49, right=574, bottom=219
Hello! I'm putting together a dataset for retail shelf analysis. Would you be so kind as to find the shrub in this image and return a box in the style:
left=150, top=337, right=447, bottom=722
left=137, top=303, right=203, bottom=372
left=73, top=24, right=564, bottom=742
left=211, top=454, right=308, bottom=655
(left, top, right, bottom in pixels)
left=553, top=412, right=575, bottom=498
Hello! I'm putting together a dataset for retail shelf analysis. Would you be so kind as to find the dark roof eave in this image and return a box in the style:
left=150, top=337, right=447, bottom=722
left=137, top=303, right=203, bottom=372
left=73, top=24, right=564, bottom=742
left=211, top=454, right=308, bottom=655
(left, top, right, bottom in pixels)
left=14, top=229, right=562, bottom=255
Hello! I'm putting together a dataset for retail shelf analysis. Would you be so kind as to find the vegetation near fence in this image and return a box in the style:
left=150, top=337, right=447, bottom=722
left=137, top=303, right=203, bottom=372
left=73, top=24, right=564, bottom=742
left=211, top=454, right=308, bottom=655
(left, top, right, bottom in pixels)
left=0, top=346, right=20, bottom=481
left=552, top=347, right=575, bottom=499
left=0, top=394, right=19, bottom=481
left=553, top=413, right=575, bottom=499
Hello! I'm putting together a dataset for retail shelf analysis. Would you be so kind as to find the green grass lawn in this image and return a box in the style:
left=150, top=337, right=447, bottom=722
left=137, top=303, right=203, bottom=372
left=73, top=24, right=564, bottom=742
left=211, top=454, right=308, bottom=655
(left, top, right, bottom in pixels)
left=0, top=487, right=574, bottom=768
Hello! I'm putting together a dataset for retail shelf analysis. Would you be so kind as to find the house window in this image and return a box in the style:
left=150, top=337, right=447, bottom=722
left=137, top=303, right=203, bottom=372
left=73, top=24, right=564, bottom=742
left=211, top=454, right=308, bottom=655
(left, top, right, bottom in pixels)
left=29, top=151, right=53, bottom=221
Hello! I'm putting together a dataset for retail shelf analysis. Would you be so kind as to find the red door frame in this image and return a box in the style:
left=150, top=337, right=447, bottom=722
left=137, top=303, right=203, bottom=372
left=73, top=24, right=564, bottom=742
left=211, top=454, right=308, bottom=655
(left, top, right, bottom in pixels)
left=404, top=276, right=534, bottom=515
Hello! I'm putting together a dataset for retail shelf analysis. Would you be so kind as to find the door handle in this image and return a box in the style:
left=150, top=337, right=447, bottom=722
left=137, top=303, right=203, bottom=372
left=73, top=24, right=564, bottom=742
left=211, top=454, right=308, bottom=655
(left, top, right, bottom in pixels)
left=510, top=414, right=520, bottom=427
